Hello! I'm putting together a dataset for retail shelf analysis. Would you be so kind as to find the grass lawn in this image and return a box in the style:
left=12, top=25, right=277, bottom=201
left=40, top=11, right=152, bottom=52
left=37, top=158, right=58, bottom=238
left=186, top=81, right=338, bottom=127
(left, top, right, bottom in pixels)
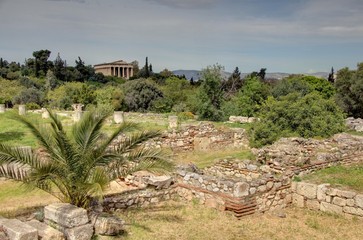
left=109, top=201, right=363, bottom=240
left=301, top=163, right=363, bottom=193
left=0, top=180, right=58, bottom=217
left=0, top=110, right=43, bottom=147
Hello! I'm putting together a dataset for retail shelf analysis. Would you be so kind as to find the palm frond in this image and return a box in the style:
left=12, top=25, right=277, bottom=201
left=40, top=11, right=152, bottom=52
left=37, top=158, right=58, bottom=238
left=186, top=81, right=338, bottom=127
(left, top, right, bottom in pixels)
left=96, top=122, right=139, bottom=157
left=72, top=110, right=109, bottom=155
left=115, top=130, right=161, bottom=155
left=0, top=162, right=30, bottom=181
left=7, top=113, right=53, bottom=154
left=112, top=147, right=174, bottom=178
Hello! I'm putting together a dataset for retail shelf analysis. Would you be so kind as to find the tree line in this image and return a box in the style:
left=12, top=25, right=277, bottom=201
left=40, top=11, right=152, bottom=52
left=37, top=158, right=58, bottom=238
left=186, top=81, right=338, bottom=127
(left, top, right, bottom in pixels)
left=1, top=49, right=362, bottom=146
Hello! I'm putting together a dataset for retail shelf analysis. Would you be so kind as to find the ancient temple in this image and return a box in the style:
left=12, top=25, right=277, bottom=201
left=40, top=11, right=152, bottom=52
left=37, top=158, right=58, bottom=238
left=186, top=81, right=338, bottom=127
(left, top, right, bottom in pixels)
left=94, top=60, right=134, bottom=79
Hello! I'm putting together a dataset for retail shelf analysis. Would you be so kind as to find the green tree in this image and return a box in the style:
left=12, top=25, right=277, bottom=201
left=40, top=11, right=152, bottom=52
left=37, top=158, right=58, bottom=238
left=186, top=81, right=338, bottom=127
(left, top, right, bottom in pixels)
left=222, top=66, right=243, bottom=97
left=13, top=88, right=44, bottom=106
left=0, top=109, right=172, bottom=208
left=223, top=75, right=270, bottom=117
left=123, top=79, right=163, bottom=112
left=47, top=82, right=96, bottom=109
left=0, top=78, right=25, bottom=107
left=95, top=85, right=124, bottom=111
left=250, top=92, right=345, bottom=147
left=33, top=49, right=52, bottom=78
left=195, top=64, right=224, bottom=121
left=335, top=63, right=363, bottom=118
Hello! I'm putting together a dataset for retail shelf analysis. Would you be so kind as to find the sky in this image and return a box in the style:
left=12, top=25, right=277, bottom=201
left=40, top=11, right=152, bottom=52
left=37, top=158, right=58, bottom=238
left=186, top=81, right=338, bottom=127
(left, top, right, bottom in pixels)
left=0, top=0, right=362, bottom=73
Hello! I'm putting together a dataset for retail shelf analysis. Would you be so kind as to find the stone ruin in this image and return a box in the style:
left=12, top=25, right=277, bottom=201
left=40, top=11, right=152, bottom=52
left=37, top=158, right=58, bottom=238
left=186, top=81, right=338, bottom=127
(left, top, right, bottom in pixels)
left=103, top=132, right=363, bottom=220
left=346, top=117, right=363, bottom=132
left=2, top=129, right=363, bottom=239
left=111, top=123, right=249, bottom=152
left=0, top=203, right=125, bottom=240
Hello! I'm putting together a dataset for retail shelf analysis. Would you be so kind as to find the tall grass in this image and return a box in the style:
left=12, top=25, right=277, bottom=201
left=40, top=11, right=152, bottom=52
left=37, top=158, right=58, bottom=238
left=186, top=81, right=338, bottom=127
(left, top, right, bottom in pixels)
left=302, top=163, right=363, bottom=192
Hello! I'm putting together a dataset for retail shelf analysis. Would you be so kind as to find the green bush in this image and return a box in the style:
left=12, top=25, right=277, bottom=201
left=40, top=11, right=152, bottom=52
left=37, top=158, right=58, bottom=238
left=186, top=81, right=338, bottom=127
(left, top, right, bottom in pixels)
left=26, top=102, right=41, bottom=110
left=250, top=92, right=346, bottom=147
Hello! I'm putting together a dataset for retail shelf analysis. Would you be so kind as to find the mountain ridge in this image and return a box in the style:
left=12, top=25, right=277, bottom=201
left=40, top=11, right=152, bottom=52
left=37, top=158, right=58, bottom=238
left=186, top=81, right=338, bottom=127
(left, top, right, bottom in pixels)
left=172, top=70, right=329, bottom=81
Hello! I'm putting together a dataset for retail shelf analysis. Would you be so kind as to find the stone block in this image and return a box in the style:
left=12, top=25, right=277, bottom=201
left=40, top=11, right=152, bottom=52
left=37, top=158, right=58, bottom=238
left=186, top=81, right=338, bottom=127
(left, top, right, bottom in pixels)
left=320, top=202, right=343, bottom=214
left=317, top=184, right=329, bottom=201
left=306, top=199, right=320, bottom=210
left=291, top=181, right=297, bottom=192
left=266, top=181, right=274, bottom=190
left=296, top=182, right=317, bottom=199
left=64, top=224, right=93, bottom=240
left=257, top=185, right=266, bottom=193
left=346, top=199, right=355, bottom=207
left=336, top=189, right=356, bottom=199
left=233, top=182, right=249, bottom=197
left=44, top=203, right=89, bottom=228
left=332, top=197, right=346, bottom=207
left=292, top=193, right=304, bottom=208
left=147, top=176, right=173, bottom=189
left=89, top=213, right=125, bottom=236
left=26, top=219, right=65, bottom=240
left=355, top=194, right=363, bottom=209
left=1, top=219, right=37, bottom=240
left=113, top=111, right=124, bottom=124
left=343, top=206, right=363, bottom=217
left=326, top=188, right=338, bottom=196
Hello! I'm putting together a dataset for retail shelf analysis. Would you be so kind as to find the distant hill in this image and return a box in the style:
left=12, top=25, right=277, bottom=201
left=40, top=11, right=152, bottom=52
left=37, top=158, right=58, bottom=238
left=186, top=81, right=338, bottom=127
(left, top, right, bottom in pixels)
left=172, top=70, right=329, bottom=81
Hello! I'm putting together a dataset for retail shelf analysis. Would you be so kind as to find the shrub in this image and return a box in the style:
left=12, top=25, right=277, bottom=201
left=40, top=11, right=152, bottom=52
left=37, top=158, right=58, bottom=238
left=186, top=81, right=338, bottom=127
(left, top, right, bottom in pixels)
left=250, top=92, right=346, bottom=147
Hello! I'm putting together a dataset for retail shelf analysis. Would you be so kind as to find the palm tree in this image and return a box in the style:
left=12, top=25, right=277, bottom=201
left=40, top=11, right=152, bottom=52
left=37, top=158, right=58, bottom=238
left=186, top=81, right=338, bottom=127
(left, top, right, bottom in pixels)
left=0, top=109, right=173, bottom=208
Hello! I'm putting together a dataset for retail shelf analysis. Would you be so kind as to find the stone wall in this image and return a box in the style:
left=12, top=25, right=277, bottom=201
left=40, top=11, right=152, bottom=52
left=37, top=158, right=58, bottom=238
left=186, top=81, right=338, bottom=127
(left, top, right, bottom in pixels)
left=175, top=161, right=292, bottom=218
left=103, top=187, right=178, bottom=212
left=346, top=117, right=363, bottom=132
left=112, top=123, right=249, bottom=152
left=255, top=133, right=363, bottom=172
left=292, top=182, right=363, bottom=219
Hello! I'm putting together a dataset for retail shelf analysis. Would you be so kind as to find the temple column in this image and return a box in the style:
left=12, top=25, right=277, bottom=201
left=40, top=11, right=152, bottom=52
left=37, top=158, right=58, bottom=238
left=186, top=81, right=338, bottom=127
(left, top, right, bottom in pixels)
left=111, top=67, right=114, bottom=76
left=124, top=67, right=128, bottom=79
left=129, top=68, right=133, bottom=78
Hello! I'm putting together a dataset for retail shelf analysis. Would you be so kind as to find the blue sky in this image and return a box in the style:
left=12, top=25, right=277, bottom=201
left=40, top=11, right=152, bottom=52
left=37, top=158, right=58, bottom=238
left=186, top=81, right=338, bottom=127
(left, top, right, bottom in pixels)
left=0, top=0, right=362, bottom=73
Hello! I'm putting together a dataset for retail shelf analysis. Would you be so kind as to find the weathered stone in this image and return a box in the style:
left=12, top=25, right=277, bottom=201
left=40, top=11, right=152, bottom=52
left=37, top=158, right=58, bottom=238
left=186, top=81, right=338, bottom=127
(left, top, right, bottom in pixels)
left=44, top=203, right=89, bottom=228
left=41, top=109, right=50, bottom=119
left=306, top=200, right=320, bottom=210
left=317, top=184, right=329, bottom=201
left=147, top=176, right=173, bottom=189
left=266, top=181, right=274, bottom=190
left=249, top=187, right=257, bottom=195
left=346, top=199, right=355, bottom=207
left=233, top=182, right=249, bottom=197
left=326, top=188, right=338, bottom=196
left=1, top=219, right=37, bottom=240
left=89, top=213, right=124, bottom=236
left=296, top=182, right=317, bottom=199
left=18, top=105, right=26, bottom=116
left=64, top=224, right=93, bottom=240
left=355, top=194, right=363, bottom=208
left=0, top=104, right=5, bottom=114
left=343, top=206, right=363, bottom=216
left=26, top=219, right=64, bottom=240
left=320, top=202, right=343, bottom=214
left=332, top=197, right=346, bottom=207
left=168, top=116, right=178, bottom=129
left=113, top=111, right=124, bottom=124
left=258, top=185, right=267, bottom=193
left=293, top=193, right=304, bottom=208
left=291, top=181, right=297, bottom=192
left=336, top=189, right=356, bottom=199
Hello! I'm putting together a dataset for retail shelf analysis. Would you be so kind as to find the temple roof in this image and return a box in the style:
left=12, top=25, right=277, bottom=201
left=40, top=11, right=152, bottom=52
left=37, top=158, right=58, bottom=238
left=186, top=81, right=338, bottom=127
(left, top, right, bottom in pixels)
left=94, top=60, right=132, bottom=67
